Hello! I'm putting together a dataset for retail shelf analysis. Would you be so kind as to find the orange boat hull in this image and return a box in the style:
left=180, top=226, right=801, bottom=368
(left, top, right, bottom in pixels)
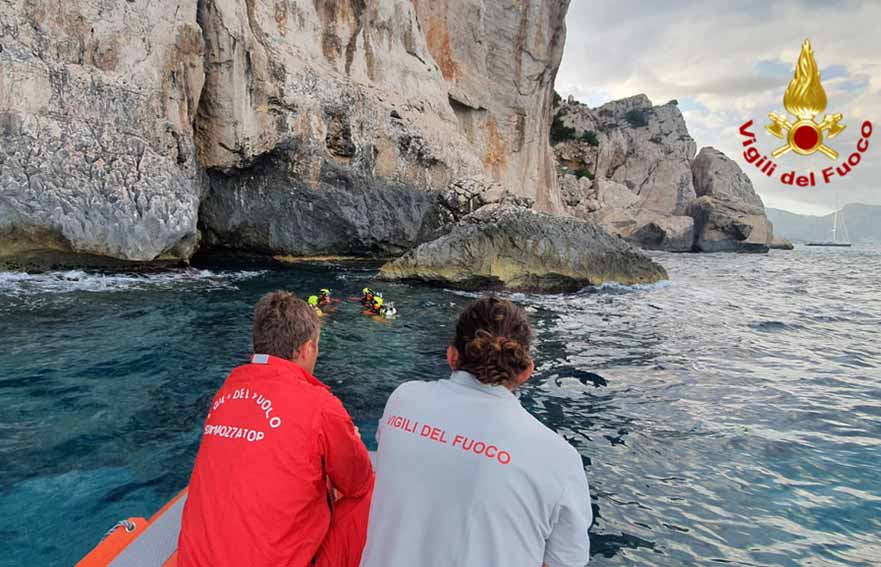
left=76, top=489, right=187, bottom=567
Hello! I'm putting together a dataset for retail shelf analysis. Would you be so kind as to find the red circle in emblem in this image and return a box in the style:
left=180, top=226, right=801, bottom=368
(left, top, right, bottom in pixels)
left=793, top=124, right=820, bottom=150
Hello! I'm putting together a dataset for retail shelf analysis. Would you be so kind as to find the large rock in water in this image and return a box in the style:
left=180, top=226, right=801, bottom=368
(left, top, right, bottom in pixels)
left=768, top=235, right=795, bottom=250
left=554, top=95, right=697, bottom=219
left=551, top=95, right=784, bottom=253
left=689, top=147, right=771, bottom=252
left=0, top=0, right=205, bottom=261
left=379, top=206, right=668, bottom=292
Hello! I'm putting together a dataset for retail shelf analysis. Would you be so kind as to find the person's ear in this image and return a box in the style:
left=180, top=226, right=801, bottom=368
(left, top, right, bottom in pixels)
left=513, top=359, right=535, bottom=387
left=447, top=345, right=460, bottom=371
left=294, top=337, right=317, bottom=362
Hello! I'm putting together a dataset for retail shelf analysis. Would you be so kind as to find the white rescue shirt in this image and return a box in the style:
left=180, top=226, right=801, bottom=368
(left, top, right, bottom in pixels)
left=362, top=371, right=592, bottom=567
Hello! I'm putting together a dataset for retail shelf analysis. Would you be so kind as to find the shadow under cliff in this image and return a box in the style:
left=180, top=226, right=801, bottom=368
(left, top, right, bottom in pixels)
left=197, top=137, right=449, bottom=259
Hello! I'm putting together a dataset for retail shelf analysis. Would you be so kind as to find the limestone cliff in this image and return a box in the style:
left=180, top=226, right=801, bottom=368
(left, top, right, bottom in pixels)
left=0, top=0, right=570, bottom=262
left=413, top=0, right=567, bottom=213
left=689, top=147, right=773, bottom=252
left=198, top=0, right=569, bottom=256
left=0, top=0, right=205, bottom=261
left=552, top=94, right=779, bottom=252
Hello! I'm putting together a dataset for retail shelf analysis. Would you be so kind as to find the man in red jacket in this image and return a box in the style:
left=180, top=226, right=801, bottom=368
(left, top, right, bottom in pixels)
left=178, top=291, right=374, bottom=567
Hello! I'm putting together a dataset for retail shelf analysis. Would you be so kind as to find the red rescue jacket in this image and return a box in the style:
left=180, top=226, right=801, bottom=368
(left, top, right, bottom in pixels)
left=178, top=354, right=373, bottom=567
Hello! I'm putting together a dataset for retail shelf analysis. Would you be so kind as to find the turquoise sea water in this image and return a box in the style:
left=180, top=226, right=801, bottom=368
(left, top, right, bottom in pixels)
left=1, top=247, right=880, bottom=566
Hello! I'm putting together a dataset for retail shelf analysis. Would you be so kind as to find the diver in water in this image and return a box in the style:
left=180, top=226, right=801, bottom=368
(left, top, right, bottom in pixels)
left=318, top=288, right=340, bottom=307
left=317, top=289, right=340, bottom=313
left=318, top=289, right=331, bottom=306
left=307, top=295, right=325, bottom=317
left=359, top=288, right=374, bottom=307
left=367, top=295, right=383, bottom=315
left=366, top=295, right=397, bottom=320
left=381, top=302, right=398, bottom=320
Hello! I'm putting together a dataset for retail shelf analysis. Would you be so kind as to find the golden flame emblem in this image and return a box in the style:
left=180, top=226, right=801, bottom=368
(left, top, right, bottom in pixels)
left=766, top=40, right=845, bottom=159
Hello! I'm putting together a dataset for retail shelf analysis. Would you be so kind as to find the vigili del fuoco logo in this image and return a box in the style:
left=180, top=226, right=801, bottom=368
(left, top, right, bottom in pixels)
left=738, top=39, right=873, bottom=188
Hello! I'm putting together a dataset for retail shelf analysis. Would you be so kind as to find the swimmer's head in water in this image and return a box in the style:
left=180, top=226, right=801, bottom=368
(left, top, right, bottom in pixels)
left=307, top=295, right=319, bottom=306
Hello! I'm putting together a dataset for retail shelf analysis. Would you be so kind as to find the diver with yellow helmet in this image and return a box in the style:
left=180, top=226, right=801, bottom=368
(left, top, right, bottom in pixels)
left=318, top=288, right=340, bottom=307
left=370, top=294, right=383, bottom=314
left=366, top=292, right=398, bottom=320
left=307, top=295, right=325, bottom=317
left=359, top=288, right=374, bottom=307
left=316, top=288, right=341, bottom=314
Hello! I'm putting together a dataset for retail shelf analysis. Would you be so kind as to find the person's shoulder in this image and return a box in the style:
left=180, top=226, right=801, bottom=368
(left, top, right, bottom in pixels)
left=313, top=387, right=353, bottom=424
left=517, top=406, right=583, bottom=463
left=383, top=379, right=436, bottom=408
left=389, top=379, right=433, bottom=399
left=278, top=368, right=338, bottom=408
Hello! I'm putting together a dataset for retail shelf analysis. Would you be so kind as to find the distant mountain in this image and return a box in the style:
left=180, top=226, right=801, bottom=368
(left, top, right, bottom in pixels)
left=767, top=204, right=881, bottom=243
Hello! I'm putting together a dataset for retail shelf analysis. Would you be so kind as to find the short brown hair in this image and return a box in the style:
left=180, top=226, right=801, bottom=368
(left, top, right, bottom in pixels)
left=453, top=297, right=533, bottom=387
left=253, top=291, right=321, bottom=359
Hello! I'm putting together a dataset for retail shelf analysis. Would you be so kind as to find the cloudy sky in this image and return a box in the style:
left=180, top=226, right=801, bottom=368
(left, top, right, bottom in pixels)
left=556, top=0, right=880, bottom=215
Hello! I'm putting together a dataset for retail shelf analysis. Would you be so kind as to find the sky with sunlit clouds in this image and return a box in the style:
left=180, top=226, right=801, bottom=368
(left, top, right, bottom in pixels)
left=556, top=0, right=880, bottom=215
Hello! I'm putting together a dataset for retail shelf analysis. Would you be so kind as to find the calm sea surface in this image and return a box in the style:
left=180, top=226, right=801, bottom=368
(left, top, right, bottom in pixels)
left=1, top=246, right=880, bottom=566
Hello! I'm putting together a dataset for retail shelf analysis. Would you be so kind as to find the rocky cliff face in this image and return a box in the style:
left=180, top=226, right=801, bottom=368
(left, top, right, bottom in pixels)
left=1, top=0, right=570, bottom=262
left=0, top=0, right=205, bottom=261
left=413, top=0, right=568, bottom=214
left=552, top=94, right=778, bottom=252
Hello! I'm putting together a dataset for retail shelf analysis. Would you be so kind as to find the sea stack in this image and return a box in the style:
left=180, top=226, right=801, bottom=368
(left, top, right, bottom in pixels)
left=550, top=95, right=785, bottom=253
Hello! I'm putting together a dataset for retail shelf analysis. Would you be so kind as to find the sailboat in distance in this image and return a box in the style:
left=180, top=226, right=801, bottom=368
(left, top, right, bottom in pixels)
left=807, top=195, right=852, bottom=247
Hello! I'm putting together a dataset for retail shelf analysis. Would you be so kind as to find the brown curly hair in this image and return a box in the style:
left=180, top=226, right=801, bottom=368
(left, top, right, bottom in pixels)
left=253, top=291, right=321, bottom=359
left=453, top=297, right=534, bottom=387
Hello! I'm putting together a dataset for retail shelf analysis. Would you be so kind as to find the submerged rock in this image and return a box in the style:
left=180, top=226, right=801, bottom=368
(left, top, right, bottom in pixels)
left=379, top=206, right=668, bottom=292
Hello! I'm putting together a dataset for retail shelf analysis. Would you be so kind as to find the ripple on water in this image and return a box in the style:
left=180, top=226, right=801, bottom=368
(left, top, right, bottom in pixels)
left=1, top=247, right=881, bottom=566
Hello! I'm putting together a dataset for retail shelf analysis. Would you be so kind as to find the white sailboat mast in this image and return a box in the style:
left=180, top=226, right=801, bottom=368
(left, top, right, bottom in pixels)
left=832, top=210, right=838, bottom=242
left=832, top=193, right=839, bottom=243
